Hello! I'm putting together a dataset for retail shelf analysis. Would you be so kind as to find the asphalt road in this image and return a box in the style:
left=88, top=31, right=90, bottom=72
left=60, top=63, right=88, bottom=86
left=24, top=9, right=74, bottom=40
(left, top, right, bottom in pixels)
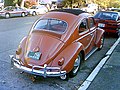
left=0, top=16, right=117, bottom=90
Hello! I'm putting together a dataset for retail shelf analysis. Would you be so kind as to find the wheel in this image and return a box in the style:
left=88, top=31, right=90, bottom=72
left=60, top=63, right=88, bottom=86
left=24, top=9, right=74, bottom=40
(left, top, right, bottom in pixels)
left=98, top=35, right=104, bottom=50
left=117, top=29, right=120, bottom=37
left=60, top=74, right=69, bottom=81
left=21, top=12, right=25, bottom=17
left=32, top=11, right=36, bottom=16
left=5, top=13, right=10, bottom=18
left=69, top=53, right=82, bottom=78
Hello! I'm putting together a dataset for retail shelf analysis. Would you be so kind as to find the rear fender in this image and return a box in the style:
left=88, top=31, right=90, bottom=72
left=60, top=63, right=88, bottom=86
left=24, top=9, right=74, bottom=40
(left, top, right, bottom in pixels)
left=16, top=36, right=27, bottom=60
left=51, top=42, right=84, bottom=73
left=95, top=28, right=104, bottom=47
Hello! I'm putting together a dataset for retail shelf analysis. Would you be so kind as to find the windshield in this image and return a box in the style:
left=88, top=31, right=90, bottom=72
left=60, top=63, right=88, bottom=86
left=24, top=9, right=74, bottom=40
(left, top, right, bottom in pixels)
left=94, top=12, right=118, bottom=21
left=33, top=18, right=67, bottom=34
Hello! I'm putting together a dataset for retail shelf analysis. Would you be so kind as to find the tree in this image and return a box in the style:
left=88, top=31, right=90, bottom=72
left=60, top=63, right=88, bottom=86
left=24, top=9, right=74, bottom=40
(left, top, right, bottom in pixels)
left=62, top=0, right=85, bottom=8
left=62, top=0, right=120, bottom=9
left=94, top=0, right=120, bottom=8
left=4, top=0, right=22, bottom=7
left=13, top=0, right=22, bottom=6
left=4, top=0, right=14, bottom=6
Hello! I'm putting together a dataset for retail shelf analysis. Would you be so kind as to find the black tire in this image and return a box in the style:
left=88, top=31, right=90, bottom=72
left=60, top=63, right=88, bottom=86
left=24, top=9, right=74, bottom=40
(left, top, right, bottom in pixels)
left=69, top=53, right=82, bottom=78
left=117, top=29, right=120, bottom=38
left=21, top=12, right=25, bottom=17
left=0, top=7, right=2, bottom=10
left=32, top=11, right=36, bottom=16
left=98, top=35, right=104, bottom=50
left=5, top=13, right=10, bottom=19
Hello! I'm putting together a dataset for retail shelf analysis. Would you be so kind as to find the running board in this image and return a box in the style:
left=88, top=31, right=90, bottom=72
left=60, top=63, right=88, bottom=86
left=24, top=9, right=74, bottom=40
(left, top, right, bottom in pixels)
left=85, top=48, right=98, bottom=60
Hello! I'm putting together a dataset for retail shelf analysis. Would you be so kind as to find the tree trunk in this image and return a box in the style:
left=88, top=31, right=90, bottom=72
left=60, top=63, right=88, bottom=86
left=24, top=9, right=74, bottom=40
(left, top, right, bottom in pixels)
left=20, top=0, right=25, bottom=8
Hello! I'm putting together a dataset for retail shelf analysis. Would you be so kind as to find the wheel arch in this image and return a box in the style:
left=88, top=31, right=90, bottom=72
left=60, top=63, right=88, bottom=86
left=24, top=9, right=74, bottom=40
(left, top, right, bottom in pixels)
left=5, top=13, right=10, bottom=16
left=51, top=42, right=84, bottom=73
left=32, top=11, right=37, bottom=15
left=80, top=50, right=85, bottom=62
left=21, top=12, right=25, bottom=16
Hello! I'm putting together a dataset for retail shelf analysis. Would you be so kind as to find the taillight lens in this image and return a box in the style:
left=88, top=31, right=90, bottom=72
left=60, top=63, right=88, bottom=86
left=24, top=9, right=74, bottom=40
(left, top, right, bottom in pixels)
left=58, top=58, right=65, bottom=66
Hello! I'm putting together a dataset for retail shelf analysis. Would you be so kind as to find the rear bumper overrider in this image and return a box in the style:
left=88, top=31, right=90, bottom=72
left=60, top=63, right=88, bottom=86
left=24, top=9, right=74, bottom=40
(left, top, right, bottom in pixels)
left=10, top=55, right=66, bottom=78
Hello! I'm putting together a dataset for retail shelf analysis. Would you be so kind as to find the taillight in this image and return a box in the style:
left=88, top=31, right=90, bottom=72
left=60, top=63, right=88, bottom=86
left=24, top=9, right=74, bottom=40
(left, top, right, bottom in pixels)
left=58, top=58, right=65, bottom=66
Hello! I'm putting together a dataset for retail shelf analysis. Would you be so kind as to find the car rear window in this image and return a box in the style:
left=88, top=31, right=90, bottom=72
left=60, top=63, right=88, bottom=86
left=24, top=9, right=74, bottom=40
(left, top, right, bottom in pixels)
left=33, top=19, right=67, bottom=34
left=94, top=12, right=118, bottom=21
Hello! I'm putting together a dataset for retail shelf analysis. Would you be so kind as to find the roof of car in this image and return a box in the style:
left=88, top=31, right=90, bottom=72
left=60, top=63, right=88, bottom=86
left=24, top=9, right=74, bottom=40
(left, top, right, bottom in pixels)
left=50, top=9, right=86, bottom=15
left=99, top=10, right=119, bottom=13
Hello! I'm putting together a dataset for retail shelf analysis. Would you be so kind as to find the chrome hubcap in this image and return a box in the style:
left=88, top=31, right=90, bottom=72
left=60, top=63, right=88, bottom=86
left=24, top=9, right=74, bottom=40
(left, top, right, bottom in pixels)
left=73, top=55, right=81, bottom=74
left=60, top=74, right=67, bottom=80
left=6, top=14, right=9, bottom=18
left=22, top=13, right=25, bottom=17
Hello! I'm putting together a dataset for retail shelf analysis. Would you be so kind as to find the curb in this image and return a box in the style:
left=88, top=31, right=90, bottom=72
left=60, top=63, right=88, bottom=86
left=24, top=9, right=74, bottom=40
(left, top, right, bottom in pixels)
left=78, top=37, right=120, bottom=90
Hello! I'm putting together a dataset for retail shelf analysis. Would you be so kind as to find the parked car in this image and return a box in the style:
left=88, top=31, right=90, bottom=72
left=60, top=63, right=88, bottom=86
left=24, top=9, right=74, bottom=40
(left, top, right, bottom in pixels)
left=94, top=11, right=120, bottom=37
left=10, top=9, right=104, bottom=80
left=81, top=3, right=98, bottom=14
left=0, top=6, right=28, bottom=18
left=27, top=5, right=48, bottom=16
left=108, top=8, right=120, bottom=12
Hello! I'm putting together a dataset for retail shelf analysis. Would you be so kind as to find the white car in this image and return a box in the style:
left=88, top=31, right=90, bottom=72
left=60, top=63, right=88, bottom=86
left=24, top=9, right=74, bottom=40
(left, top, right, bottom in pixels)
left=81, top=4, right=98, bottom=14
left=28, top=5, right=48, bottom=16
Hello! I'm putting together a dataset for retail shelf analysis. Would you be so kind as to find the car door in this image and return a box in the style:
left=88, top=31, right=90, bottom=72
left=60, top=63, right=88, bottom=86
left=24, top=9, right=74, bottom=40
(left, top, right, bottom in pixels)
left=17, top=7, right=25, bottom=16
left=13, top=7, right=21, bottom=16
left=5, top=6, right=14, bottom=17
left=9, top=6, right=16, bottom=17
left=87, top=17, right=97, bottom=50
left=77, top=18, right=94, bottom=55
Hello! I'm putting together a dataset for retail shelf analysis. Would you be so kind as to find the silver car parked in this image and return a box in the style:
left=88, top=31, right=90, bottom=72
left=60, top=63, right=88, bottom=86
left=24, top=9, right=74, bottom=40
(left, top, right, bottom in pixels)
left=0, top=6, right=28, bottom=18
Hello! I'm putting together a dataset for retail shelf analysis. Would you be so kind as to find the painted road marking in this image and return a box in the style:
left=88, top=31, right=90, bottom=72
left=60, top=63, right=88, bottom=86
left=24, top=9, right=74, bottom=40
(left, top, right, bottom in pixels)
left=78, top=37, right=120, bottom=90
left=106, top=37, right=120, bottom=55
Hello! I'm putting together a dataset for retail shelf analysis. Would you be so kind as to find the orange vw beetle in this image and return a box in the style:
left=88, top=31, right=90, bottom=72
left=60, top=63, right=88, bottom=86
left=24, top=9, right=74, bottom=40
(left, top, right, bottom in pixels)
left=10, top=9, right=104, bottom=80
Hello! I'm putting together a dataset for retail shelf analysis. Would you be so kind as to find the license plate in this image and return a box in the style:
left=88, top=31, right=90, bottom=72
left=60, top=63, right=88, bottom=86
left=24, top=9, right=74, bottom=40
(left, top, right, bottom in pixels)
left=28, top=51, right=41, bottom=60
left=98, top=23, right=105, bottom=27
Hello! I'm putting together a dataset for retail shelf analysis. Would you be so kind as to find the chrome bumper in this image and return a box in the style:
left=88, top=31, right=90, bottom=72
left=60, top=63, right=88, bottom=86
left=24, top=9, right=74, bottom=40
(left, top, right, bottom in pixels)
left=10, top=55, right=66, bottom=78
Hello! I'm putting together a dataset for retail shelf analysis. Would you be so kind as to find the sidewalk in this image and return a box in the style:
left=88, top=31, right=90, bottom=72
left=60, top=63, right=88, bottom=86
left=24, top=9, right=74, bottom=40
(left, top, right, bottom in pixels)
left=79, top=37, right=120, bottom=90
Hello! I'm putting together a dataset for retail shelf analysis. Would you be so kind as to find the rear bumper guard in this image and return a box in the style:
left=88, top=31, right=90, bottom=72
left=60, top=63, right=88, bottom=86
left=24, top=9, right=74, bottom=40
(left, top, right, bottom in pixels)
left=9, top=55, right=66, bottom=78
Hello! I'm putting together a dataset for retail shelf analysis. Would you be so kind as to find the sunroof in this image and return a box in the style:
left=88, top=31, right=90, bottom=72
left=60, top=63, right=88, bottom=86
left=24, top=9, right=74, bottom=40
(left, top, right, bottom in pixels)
left=50, top=9, right=86, bottom=15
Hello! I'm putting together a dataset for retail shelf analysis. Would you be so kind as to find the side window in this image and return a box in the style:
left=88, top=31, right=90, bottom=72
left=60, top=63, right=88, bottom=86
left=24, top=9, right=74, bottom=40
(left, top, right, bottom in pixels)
left=79, top=19, right=88, bottom=33
left=88, top=17, right=95, bottom=29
